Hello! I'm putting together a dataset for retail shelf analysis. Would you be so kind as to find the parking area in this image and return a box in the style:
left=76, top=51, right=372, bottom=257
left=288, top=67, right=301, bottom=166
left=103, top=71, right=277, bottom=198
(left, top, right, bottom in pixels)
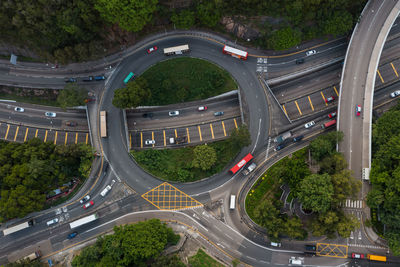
left=0, top=123, right=90, bottom=144
left=273, top=57, right=400, bottom=121
left=130, top=117, right=240, bottom=149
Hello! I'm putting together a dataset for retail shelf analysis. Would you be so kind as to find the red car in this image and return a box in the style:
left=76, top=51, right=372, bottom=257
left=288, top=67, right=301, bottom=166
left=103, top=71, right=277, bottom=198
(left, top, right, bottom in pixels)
left=198, top=106, right=207, bottom=111
left=83, top=200, right=94, bottom=209
left=328, top=112, right=337, bottom=119
left=351, top=253, right=364, bottom=259
left=147, top=46, right=158, bottom=54
left=325, top=96, right=335, bottom=103
left=356, top=105, right=362, bottom=116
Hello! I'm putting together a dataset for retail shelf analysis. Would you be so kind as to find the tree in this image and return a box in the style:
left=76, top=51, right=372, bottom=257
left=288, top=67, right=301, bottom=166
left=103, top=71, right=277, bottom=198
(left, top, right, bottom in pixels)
left=112, top=77, right=151, bottom=108
left=196, top=1, right=221, bottom=27
left=229, top=125, right=251, bottom=151
left=297, top=173, right=333, bottom=213
left=281, top=149, right=310, bottom=197
left=192, top=145, right=217, bottom=171
left=322, top=11, right=354, bottom=37
left=330, top=169, right=361, bottom=207
left=310, top=131, right=343, bottom=161
left=337, top=214, right=360, bottom=238
left=319, top=152, right=347, bottom=175
left=284, top=216, right=307, bottom=240
left=151, top=254, right=185, bottom=267
left=57, top=84, right=87, bottom=109
left=268, top=27, right=302, bottom=50
left=171, top=10, right=195, bottom=29
left=311, top=211, right=340, bottom=238
left=253, top=198, right=285, bottom=240
left=366, top=187, right=384, bottom=209
left=95, top=0, right=158, bottom=32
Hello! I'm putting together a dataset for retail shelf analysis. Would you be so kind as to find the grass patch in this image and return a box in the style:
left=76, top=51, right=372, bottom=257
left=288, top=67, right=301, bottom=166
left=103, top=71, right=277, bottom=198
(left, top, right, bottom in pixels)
left=188, top=249, right=224, bottom=267
left=0, top=85, right=59, bottom=106
left=140, top=57, right=236, bottom=106
left=131, top=139, right=241, bottom=182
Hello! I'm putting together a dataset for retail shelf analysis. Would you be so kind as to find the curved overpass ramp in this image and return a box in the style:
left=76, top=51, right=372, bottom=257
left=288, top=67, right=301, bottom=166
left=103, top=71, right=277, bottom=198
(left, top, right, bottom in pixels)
left=338, top=0, right=400, bottom=179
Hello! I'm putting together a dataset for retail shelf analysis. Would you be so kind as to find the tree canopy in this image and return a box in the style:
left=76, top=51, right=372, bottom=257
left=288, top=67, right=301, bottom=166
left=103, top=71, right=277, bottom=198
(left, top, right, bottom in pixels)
left=112, top=77, right=151, bottom=109
left=192, top=145, right=217, bottom=171
left=71, top=219, right=180, bottom=267
left=298, top=173, right=334, bottom=213
left=57, top=84, right=87, bottom=109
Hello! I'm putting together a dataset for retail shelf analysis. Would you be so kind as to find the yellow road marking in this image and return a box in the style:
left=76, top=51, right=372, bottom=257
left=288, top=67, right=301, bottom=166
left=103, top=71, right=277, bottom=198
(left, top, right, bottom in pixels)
left=198, top=126, right=202, bottom=141
left=174, top=129, right=177, bottom=138
left=377, top=69, right=384, bottom=83
left=234, top=118, right=238, bottom=129
left=282, top=105, right=288, bottom=117
left=222, top=121, right=226, bottom=136
left=321, top=92, right=328, bottom=106
left=75, top=133, right=78, bottom=144
left=54, top=131, right=58, bottom=144
left=163, top=130, right=166, bottom=146
left=65, top=132, right=68, bottom=145
left=152, top=131, right=155, bottom=147
left=24, top=128, right=29, bottom=142
left=5, top=124, right=10, bottom=140
left=85, top=133, right=88, bottom=144
left=14, top=126, right=19, bottom=141
left=294, top=101, right=303, bottom=115
left=186, top=128, right=191, bottom=143
left=44, top=130, right=48, bottom=142
left=391, top=63, right=399, bottom=77
left=308, top=96, right=314, bottom=111
left=35, top=129, right=38, bottom=138
left=140, top=132, right=143, bottom=148
left=210, top=124, right=214, bottom=139
left=333, top=86, right=339, bottom=96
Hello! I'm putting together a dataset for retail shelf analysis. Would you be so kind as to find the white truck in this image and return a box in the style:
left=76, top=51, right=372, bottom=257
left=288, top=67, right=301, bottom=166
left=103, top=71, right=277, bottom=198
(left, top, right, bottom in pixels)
left=24, top=251, right=41, bottom=261
left=242, top=163, right=257, bottom=175
left=70, top=213, right=99, bottom=229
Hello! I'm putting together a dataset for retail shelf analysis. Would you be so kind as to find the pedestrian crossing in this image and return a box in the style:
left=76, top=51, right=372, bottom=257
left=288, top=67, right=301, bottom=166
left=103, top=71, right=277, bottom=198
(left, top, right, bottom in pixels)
left=341, top=199, right=364, bottom=209
left=348, top=243, right=387, bottom=249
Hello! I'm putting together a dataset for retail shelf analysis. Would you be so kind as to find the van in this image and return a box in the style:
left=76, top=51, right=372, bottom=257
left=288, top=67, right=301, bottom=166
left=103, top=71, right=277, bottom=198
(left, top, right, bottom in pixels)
left=169, top=137, right=175, bottom=144
left=230, top=195, right=236, bottom=210
left=243, top=163, right=256, bottom=175
left=100, top=185, right=112, bottom=197
left=274, top=144, right=286, bottom=151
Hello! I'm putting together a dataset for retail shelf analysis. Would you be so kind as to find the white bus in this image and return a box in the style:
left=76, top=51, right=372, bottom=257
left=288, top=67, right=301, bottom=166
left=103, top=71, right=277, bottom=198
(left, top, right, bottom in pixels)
left=100, top=111, right=107, bottom=138
left=230, top=195, right=236, bottom=210
left=3, top=220, right=34, bottom=236
left=164, top=45, right=190, bottom=56
left=222, top=45, right=248, bottom=60
left=70, top=213, right=98, bottom=229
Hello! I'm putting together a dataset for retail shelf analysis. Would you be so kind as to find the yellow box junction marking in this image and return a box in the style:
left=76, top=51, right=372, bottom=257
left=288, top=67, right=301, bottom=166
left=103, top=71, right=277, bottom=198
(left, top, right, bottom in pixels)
left=377, top=69, right=384, bottom=83
left=333, top=86, right=339, bottom=97
left=186, top=128, right=191, bottom=143
left=222, top=121, right=227, bottom=136
left=294, top=101, right=302, bottom=115
left=35, top=129, right=38, bottom=138
left=152, top=131, right=155, bottom=147
left=282, top=105, right=288, bottom=117
left=44, top=130, right=48, bottom=142
left=391, top=62, right=399, bottom=77
left=163, top=130, right=166, bottom=146
left=142, top=182, right=203, bottom=210
left=316, top=243, right=348, bottom=258
left=210, top=124, right=214, bottom=139
left=24, top=128, right=29, bottom=142
left=65, top=132, right=68, bottom=145
left=14, top=126, right=19, bottom=141
left=308, top=96, right=314, bottom=111
left=233, top=118, right=238, bottom=129
left=85, top=133, right=88, bottom=144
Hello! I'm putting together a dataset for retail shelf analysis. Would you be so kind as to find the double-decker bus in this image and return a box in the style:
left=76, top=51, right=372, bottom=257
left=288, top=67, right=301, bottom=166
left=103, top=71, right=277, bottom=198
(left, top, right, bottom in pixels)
left=124, top=72, right=135, bottom=84
left=100, top=111, right=107, bottom=138
left=321, top=119, right=336, bottom=129
left=163, top=45, right=190, bottom=56
left=229, top=153, right=253, bottom=174
left=222, top=45, right=248, bottom=60
left=3, top=220, right=34, bottom=236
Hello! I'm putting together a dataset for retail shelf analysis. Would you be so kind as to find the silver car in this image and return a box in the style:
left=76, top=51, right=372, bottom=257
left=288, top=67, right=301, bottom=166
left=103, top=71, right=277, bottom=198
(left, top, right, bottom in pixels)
left=304, top=121, right=315, bottom=129
left=14, top=107, right=24, bottom=112
left=390, top=90, right=400, bottom=98
left=306, top=50, right=316, bottom=56
left=145, top=139, right=155, bottom=145
left=168, top=110, right=179, bottom=116
left=46, top=218, right=59, bottom=226
left=45, top=112, right=56, bottom=117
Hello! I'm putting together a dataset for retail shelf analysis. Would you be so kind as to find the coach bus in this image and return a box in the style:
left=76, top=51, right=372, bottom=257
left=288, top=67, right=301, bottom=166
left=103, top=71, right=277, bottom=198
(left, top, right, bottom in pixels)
left=367, top=254, right=386, bottom=262
left=163, top=44, right=190, bottom=56
left=321, top=119, right=336, bottom=129
left=124, top=72, right=135, bottom=84
left=100, top=111, right=107, bottom=138
left=3, top=220, right=34, bottom=236
left=222, top=45, right=248, bottom=60
left=229, top=153, right=253, bottom=174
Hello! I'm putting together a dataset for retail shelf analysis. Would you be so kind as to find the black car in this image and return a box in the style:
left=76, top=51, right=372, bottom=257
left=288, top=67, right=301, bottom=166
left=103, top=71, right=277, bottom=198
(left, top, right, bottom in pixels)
left=296, top=58, right=305, bottom=64
left=275, top=143, right=286, bottom=151
left=83, top=76, right=94, bottom=82
left=293, top=135, right=304, bottom=142
left=142, top=113, right=154, bottom=118
left=65, top=78, right=77, bottom=83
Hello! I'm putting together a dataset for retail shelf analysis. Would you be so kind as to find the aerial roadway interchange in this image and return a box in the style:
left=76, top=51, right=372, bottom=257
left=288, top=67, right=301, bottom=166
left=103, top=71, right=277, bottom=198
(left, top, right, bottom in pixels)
left=2, top=14, right=400, bottom=267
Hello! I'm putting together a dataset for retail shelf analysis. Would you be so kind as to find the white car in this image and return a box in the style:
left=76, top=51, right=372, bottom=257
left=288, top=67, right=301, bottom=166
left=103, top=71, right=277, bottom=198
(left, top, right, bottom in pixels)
left=390, top=90, right=400, bottom=98
left=45, top=112, right=56, bottom=117
left=79, top=195, right=91, bottom=204
left=101, top=185, right=112, bottom=197
left=169, top=137, right=175, bottom=144
left=306, top=50, right=316, bottom=56
left=168, top=110, right=179, bottom=116
left=145, top=139, right=155, bottom=145
left=14, top=107, right=24, bottom=112
left=46, top=218, right=59, bottom=226
left=304, top=121, right=315, bottom=129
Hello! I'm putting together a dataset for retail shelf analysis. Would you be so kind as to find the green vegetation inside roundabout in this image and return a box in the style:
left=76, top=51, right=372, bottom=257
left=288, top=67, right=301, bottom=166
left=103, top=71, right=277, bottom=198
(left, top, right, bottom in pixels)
left=118, top=57, right=251, bottom=183
left=246, top=132, right=361, bottom=241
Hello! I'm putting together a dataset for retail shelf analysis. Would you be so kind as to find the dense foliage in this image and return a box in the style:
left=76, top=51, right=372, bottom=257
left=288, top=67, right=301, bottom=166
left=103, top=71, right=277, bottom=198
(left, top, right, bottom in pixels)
left=0, top=139, right=93, bottom=221
left=71, top=219, right=180, bottom=267
left=192, top=145, right=217, bottom=171
left=57, top=84, right=88, bottom=109
left=368, top=104, right=400, bottom=255
left=132, top=125, right=249, bottom=182
left=113, top=77, right=151, bottom=109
